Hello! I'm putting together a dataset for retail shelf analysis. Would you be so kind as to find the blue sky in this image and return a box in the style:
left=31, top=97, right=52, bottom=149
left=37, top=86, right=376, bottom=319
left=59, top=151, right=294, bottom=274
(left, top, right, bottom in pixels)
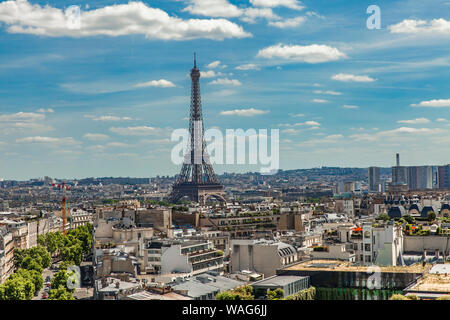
left=0, top=0, right=449, bottom=180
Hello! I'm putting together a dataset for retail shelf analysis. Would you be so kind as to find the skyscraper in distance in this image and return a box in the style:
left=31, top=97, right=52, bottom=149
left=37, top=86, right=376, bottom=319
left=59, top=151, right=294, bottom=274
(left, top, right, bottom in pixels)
left=368, top=166, right=380, bottom=192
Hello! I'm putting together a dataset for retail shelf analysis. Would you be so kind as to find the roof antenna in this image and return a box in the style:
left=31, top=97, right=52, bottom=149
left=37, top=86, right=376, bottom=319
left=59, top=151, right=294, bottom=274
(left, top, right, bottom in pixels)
left=194, top=52, right=197, bottom=68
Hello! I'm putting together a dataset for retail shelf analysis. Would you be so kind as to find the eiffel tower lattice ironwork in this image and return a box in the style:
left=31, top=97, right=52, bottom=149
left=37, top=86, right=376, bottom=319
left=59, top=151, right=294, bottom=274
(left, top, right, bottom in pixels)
left=168, top=54, right=227, bottom=204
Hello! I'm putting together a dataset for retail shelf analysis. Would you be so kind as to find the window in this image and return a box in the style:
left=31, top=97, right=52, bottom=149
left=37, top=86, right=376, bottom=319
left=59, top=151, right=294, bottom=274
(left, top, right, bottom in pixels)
left=365, top=244, right=371, bottom=252
left=366, top=255, right=371, bottom=263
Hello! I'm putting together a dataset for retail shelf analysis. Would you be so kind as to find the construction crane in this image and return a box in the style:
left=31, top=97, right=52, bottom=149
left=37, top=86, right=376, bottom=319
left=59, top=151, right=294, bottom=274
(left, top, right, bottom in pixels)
left=52, top=182, right=71, bottom=235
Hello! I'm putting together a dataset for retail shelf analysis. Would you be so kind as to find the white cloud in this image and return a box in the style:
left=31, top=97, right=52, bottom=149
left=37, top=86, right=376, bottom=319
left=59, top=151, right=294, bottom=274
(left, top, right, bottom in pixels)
left=36, top=108, right=54, bottom=113
left=314, top=90, right=342, bottom=95
left=292, top=113, right=305, bottom=117
left=382, top=127, right=443, bottom=135
left=298, top=134, right=343, bottom=146
left=411, top=99, right=450, bottom=107
left=220, top=108, right=269, bottom=116
left=436, top=118, right=449, bottom=122
left=183, top=0, right=242, bottom=18
left=268, top=16, right=305, bottom=28
left=332, top=73, right=376, bottom=82
left=16, top=136, right=78, bottom=144
left=107, top=142, right=129, bottom=147
left=0, top=1, right=251, bottom=40
left=134, top=79, right=176, bottom=88
left=85, top=115, right=133, bottom=121
left=342, top=105, right=359, bottom=109
left=206, top=60, right=222, bottom=69
left=257, top=43, right=346, bottom=63
left=241, top=8, right=280, bottom=23
left=397, top=118, right=430, bottom=124
left=350, top=127, right=445, bottom=142
left=0, top=112, right=45, bottom=122
left=109, top=126, right=158, bottom=136
left=311, top=99, right=328, bottom=103
left=200, top=70, right=222, bottom=78
left=250, top=0, right=304, bottom=10
left=281, top=128, right=300, bottom=134
left=280, top=120, right=320, bottom=127
left=183, top=1, right=280, bottom=23
left=389, top=18, right=450, bottom=35
left=304, top=121, right=320, bottom=126
left=325, top=134, right=343, bottom=139
left=306, top=11, right=325, bottom=19
left=209, top=78, right=242, bottom=86
left=235, top=63, right=260, bottom=70
left=141, top=138, right=171, bottom=144
left=83, top=133, right=109, bottom=141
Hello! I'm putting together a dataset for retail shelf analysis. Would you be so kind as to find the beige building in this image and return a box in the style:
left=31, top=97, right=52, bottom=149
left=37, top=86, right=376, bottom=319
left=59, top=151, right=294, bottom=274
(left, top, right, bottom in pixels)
left=0, top=229, right=14, bottom=284
left=69, top=208, right=94, bottom=229
left=142, top=239, right=224, bottom=276
left=230, top=239, right=299, bottom=277
left=310, top=243, right=356, bottom=262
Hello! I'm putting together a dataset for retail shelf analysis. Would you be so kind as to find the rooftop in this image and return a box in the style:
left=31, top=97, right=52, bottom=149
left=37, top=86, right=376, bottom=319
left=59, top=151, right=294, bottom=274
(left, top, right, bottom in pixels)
left=252, top=275, right=308, bottom=287
left=125, top=290, right=192, bottom=300
left=406, top=273, right=450, bottom=293
left=283, top=259, right=428, bottom=273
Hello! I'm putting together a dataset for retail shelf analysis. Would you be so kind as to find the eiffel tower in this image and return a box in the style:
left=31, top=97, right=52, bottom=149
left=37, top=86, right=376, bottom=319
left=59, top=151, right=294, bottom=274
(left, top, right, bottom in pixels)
left=168, top=54, right=227, bottom=204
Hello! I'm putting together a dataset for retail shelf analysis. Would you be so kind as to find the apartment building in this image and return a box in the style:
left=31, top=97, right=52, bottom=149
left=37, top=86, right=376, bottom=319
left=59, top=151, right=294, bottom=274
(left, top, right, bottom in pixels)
left=230, top=239, right=299, bottom=277
left=0, top=228, right=14, bottom=283
left=142, top=239, right=224, bottom=276
left=350, top=222, right=404, bottom=266
left=69, top=208, right=94, bottom=229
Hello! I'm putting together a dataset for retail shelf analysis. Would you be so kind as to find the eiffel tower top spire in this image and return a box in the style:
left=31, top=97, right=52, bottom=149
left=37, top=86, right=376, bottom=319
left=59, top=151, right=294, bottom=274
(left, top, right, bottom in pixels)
left=194, top=52, right=197, bottom=68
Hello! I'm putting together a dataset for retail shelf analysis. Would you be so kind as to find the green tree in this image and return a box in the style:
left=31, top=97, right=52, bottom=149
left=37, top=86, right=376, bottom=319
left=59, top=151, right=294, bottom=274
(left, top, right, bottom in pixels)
left=427, top=212, right=437, bottom=222
left=10, top=269, right=43, bottom=295
left=377, top=214, right=390, bottom=222
left=51, top=269, right=77, bottom=292
left=61, top=244, right=83, bottom=265
left=403, top=215, right=415, bottom=224
left=216, top=291, right=240, bottom=300
left=267, top=288, right=284, bottom=300
left=13, top=248, right=28, bottom=268
left=31, top=246, right=52, bottom=268
left=389, top=294, right=409, bottom=300
left=0, top=277, right=35, bottom=300
left=48, top=286, right=75, bottom=300
left=216, top=285, right=254, bottom=300
left=20, top=256, right=43, bottom=273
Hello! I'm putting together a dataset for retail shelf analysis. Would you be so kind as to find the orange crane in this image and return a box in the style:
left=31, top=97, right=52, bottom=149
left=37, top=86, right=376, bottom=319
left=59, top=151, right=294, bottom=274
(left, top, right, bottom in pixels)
left=52, top=182, right=71, bottom=235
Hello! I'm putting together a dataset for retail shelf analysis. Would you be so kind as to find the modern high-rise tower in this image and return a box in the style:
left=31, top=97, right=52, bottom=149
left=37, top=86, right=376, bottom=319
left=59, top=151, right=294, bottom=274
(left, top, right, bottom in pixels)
left=392, top=153, right=407, bottom=185
left=168, top=54, right=227, bottom=204
left=368, top=166, right=380, bottom=192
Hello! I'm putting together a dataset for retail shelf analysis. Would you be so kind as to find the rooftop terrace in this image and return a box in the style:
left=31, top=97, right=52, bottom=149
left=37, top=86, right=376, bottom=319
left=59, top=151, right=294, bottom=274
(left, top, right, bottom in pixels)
left=283, top=259, right=429, bottom=274
left=406, top=273, right=450, bottom=293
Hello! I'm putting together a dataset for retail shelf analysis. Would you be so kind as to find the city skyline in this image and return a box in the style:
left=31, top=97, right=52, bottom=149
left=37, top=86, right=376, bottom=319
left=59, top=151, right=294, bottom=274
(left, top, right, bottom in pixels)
left=0, top=0, right=450, bottom=180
